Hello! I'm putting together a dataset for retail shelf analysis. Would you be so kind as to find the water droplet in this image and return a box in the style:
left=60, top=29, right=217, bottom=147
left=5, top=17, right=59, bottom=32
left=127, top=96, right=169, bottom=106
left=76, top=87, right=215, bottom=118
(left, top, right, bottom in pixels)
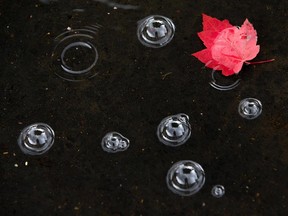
left=52, top=25, right=101, bottom=81
left=238, top=98, right=262, bottom=119
left=209, top=69, right=240, bottom=91
left=17, top=123, right=55, bottom=155
left=157, top=113, right=191, bottom=147
left=211, top=185, right=225, bottom=198
left=137, top=15, right=175, bottom=48
left=166, top=160, right=205, bottom=196
left=101, top=132, right=130, bottom=153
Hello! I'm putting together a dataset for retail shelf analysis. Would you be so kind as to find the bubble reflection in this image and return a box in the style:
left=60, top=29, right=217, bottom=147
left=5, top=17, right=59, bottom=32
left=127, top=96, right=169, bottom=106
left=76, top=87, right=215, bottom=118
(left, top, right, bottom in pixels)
left=18, top=123, right=55, bottom=155
left=166, top=160, right=205, bottom=196
left=157, top=113, right=191, bottom=147
left=137, top=15, right=175, bottom=48
left=52, top=25, right=101, bottom=81
left=101, top=132, right=130, bottom=153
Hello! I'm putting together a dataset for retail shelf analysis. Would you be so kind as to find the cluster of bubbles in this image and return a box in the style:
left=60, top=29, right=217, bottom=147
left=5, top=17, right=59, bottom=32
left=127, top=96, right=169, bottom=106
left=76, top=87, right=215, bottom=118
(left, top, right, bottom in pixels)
left=101, top=132, right=130, bottom=153
left=17, top=98, right=262, bottom=193
left=16, top=9, right=265, bottom=198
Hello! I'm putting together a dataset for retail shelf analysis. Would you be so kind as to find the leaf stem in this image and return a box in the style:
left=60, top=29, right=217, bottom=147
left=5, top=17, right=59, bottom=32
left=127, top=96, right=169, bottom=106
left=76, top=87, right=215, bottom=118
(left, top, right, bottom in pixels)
left=245, top=59, right=275, bottom=65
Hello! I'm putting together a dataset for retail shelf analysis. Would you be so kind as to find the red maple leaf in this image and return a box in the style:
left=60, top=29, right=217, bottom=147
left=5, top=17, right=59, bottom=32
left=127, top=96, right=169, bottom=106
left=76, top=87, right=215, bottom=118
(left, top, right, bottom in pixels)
left=192, top=14, right=265, bottom=76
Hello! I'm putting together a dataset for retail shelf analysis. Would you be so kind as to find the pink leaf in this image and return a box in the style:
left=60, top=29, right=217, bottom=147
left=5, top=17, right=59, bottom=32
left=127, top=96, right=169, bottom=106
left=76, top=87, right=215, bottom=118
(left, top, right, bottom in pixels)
left=198, top=14, right=233, bottom=48
left=192, top=14, right=267, bottom=76
left=211, top=20, right=260, bottom=73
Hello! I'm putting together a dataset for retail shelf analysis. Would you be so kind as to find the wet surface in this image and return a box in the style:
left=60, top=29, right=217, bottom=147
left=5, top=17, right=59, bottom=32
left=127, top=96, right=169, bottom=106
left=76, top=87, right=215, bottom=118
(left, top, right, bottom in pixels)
left=1, top=0, right=288, bottom=215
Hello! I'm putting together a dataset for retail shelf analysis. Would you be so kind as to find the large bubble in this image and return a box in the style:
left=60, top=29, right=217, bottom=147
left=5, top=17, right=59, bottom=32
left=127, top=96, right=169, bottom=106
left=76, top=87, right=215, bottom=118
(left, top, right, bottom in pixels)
left=137, top=15, right=175, bottom=48
left=157, top=113, right=191, bottom=147
left=18, top=123, right=55, bottom=155
left=238, top=98, right=262, bottom=119
left=166, top=160, right=205, bottom=196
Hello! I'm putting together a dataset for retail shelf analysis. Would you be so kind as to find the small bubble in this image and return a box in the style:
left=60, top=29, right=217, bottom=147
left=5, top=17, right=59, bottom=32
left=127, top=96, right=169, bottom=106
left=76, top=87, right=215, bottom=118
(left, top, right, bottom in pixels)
left=157, top=113, right=191, bottom=147
left=137, top=15, right=175, bottom=48
left=211, top=185, right=225, bottom=198
left=166, top=160, right=205, bottom=196
left=17, top=123, right=55, bottom=155
left=238, top=98, right=262, bottom=119
left=101, top=132, right=130, bottom=153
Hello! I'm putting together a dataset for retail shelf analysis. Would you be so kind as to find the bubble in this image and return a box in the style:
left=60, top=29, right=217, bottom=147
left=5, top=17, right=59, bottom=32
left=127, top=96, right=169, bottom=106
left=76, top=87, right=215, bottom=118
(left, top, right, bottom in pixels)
left=52, top=25, right=101, bottom=81
left=157, top=113, right=191, bottom=147
left=211, top=185, right=225, bottom=198
left=17, top=123, right=55, bottom=155
left=137, top=15, right=175, bottom=48
left=238, top=98, right=262, bottom=119
left=101, top=132, right=130, bottom=153
left=166, top=160, right=205, bottom=196
left=209, top=69, right=240, bottom=91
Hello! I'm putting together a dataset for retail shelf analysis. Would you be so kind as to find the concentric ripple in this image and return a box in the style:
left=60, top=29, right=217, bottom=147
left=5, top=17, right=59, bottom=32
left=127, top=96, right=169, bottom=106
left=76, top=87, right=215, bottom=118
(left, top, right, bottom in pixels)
left=157, top=113, right=191, bottom=147
left=101, top=132, right=130, bottom=153
left=137, top=15, right=175, bottom=48
left=238, top=98, right=262, bottom=119
left=209, top=69, right=240, bottom=91
left=17, top=123, right=55, bottom=155
left=166, top=160, right=205, bottom=196
left=51, top=25, right=101, bottom=81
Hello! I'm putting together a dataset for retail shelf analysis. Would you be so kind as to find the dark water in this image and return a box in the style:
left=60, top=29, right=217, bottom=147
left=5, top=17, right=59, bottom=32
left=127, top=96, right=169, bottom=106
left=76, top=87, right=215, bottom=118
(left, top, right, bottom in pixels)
left=1, top=0, right=288, bottom=215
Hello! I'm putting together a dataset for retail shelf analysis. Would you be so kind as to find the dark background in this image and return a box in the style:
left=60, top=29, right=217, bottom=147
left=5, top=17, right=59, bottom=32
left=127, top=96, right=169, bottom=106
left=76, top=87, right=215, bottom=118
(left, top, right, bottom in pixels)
left=1, top=0, right=288, bottom=215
